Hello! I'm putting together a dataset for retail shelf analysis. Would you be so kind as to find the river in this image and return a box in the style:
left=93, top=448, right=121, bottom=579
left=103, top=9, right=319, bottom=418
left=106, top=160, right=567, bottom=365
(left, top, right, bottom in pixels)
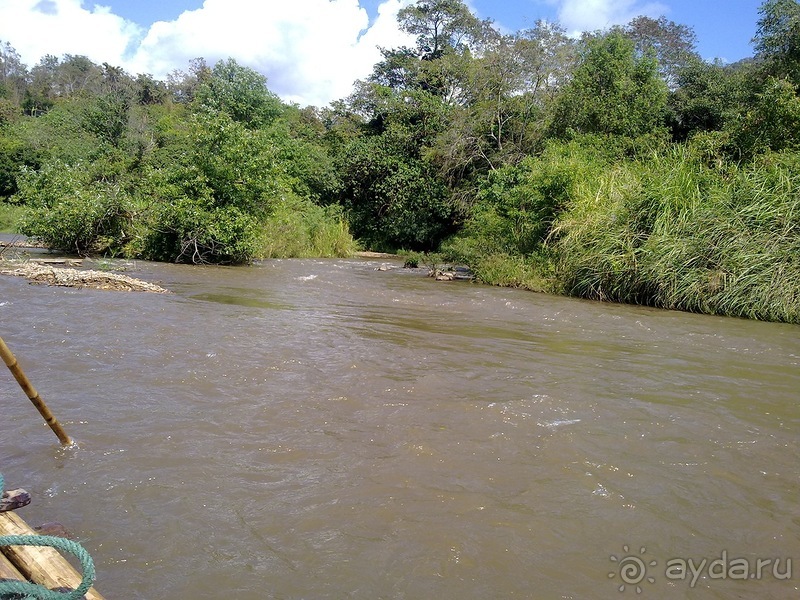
left=1, top=254, right=798, bottom=599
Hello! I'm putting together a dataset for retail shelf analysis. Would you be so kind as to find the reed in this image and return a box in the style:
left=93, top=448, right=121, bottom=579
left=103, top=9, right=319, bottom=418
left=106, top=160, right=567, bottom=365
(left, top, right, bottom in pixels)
left=259, top=200, right=358, bottom=259
left=552, top=147, right=800, bottom=323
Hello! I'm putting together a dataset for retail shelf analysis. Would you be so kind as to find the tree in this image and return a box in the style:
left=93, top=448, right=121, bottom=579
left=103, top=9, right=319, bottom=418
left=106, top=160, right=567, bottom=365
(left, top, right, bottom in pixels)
left=134, top=73, right=168, bottom=105
left=82, top=91, right=131, bottom=147
left=369, top=0, right=491, bottom=102
left=15, top=160, right=132, bottom=255
left=24, top=55, right=59, bottom=115
left=167, top=58, right=211, bottom=104
left=430, top=21, right=575, bottom=183
left=753, top=0, right=800, bottom=83
left=136, top=108, right=292, bottom=263
left=619, top=16, right=699, bottom=87
left=727, top=76, right=800, bottom=155
left=549, top=32, right=669, bottom=140
left=55, top=55, right=102, bottom=96
left=337, top=133, right=455, bottom=251
left=668, top=59, right=734, bottom=140
left=398, top=0, right=485, bottom=60
left=513, top=21, right=577, bottom=103
left=194, top=58, right=282, bottom=128
left=0, top=41, right=27, bottom=105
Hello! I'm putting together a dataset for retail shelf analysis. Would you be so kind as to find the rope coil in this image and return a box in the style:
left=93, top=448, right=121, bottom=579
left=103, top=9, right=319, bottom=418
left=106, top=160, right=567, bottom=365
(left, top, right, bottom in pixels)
left=0, top=474, right=96, bottom=600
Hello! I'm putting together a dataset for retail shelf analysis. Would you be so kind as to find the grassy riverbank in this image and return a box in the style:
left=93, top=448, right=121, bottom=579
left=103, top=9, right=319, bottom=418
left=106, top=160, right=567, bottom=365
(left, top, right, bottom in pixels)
left=438, top=139, right=800, bottom=324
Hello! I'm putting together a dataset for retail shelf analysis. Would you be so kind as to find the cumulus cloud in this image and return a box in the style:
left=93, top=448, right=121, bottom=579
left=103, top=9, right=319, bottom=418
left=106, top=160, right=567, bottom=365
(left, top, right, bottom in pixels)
left=130, top=0, right=416, bottom=106
left=0, top=0, right=416, bottom=107
left=0, top=0, right=142, bottom=64
left=551, top=0, right=667, bottom=33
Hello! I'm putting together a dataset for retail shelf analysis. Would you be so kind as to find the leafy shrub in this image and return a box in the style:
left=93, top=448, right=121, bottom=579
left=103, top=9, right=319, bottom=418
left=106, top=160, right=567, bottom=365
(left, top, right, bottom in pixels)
left=139, top=198, right=263, bottom=264
left=441, top=136, right=618, bottom=275
left=14, top=161, right=131, bottom=255
left=0, top=135, right=40, bottom=198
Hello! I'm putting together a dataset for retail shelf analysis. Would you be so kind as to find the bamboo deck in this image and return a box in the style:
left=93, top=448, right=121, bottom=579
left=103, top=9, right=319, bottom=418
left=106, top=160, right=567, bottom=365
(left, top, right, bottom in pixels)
left=0, top=507, right=105, bottom=600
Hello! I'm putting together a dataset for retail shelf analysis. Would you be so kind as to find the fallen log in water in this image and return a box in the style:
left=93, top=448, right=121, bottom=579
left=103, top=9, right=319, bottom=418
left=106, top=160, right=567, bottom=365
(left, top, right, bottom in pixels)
left=0, top=511, right=106, bottom=600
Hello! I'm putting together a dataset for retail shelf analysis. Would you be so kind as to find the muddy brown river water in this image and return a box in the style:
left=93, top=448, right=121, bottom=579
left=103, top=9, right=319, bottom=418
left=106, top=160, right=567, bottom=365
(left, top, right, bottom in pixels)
left=1, top=255, right=798, bottom=599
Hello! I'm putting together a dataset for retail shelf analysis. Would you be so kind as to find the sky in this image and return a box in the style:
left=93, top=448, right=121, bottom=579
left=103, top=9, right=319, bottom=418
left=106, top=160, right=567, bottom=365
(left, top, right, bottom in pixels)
left=0, top=0, right=765, bottom=107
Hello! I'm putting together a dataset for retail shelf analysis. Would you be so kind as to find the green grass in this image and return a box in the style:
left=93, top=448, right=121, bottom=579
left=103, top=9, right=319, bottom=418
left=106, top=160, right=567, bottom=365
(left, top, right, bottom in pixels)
left=552, top=147, right=800, bottom=323
left=440, top=139, right=800, bottom=324
left=0, top=202, right=23, bottom=233
left=260, top=200, right=359, bottom=259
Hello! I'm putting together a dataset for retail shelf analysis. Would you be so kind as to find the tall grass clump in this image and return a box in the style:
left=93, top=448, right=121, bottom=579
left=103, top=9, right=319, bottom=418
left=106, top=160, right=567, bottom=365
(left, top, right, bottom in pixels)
left=0, top=202, right=23, bottom=233
left=552, top=145, right=800, bottom=323
left=260, top=198, right=358, bottom=258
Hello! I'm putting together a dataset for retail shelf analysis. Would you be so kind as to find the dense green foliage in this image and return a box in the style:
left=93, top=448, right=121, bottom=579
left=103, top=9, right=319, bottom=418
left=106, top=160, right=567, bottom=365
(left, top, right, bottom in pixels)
left=1, top=0, right=799, bottom=322
left=549, top=33, right=668, bottom=139
left=0, top=57, right=356, bottom=259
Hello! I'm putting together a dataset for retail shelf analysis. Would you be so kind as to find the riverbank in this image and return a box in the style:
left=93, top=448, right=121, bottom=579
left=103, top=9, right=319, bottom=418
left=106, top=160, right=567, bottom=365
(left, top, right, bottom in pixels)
left=439, top=145, right=800, bottom=325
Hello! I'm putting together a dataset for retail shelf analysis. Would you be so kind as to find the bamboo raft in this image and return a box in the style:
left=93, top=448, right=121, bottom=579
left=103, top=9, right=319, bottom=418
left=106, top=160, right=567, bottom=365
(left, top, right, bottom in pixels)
left=0, top=487, right=105, bottom=600
left=1, top=335, right=105, bottom=598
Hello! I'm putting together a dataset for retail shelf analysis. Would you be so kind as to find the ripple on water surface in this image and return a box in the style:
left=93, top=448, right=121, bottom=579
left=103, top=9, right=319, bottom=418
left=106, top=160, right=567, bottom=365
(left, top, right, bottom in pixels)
left=1, top=257, right=798, bottom=599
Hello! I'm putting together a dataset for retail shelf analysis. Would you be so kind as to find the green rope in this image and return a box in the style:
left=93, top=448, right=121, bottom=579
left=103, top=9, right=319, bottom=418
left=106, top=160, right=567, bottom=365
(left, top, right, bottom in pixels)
left=0, top=474, right=96, bottom=600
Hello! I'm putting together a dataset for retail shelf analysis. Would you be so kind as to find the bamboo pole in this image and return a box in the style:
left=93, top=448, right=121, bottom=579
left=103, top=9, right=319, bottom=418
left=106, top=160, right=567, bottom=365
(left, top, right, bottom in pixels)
left=0, top=512, right=105, bottom=600
left=0, top=335, right=73, bottom=446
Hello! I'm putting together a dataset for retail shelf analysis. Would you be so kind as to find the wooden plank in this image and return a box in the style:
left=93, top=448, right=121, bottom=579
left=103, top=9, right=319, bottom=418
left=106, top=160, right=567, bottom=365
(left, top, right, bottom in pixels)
left=0, top=512, right=105, bottom=600
left=0, top=550, right=25, bottom=581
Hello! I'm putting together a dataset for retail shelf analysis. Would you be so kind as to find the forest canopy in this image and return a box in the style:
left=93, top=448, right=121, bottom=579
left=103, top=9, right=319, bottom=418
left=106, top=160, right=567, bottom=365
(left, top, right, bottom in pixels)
left=1, top=0, right=800, bottom=323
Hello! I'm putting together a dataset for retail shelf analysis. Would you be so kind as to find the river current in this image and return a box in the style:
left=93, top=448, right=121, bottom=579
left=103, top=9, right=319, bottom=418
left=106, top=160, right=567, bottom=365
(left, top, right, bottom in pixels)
left=1, top=254, right=798, bottom=599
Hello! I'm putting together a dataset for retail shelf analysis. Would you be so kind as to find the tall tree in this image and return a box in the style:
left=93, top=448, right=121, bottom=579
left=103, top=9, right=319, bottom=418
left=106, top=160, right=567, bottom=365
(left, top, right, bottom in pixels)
left=0, top=41, right=26, bottom=104
left=753, top=0, right=800, bottom=83
left=668, top=59, right=733, bottom=140
left=398, top=0, right=485, bottom=60
left=549, top=32, right=668, bottom=140
left=430, top=23, right=575, bottom=184
left=24, top=55, right=59, bottom=115
left=620, top=16, right=699, bottom=87
left=194, top=58, right=282, bottom=128
left=166, top=58, right=211, bottom=104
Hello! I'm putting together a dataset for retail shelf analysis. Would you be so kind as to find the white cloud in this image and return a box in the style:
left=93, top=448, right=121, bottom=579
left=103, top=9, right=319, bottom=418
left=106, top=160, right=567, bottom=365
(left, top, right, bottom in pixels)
left=552, top=0, right=667, bottom=33
left=134, top=0, right=417, bottom=106
left=0, top=0, right=142, bottom=65
left=0, top=0, right=416, bottom=107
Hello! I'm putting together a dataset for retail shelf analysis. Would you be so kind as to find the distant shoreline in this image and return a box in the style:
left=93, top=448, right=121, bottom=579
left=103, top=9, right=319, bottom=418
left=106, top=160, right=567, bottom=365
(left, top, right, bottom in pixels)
left=353, top=251, right=399, bottom=259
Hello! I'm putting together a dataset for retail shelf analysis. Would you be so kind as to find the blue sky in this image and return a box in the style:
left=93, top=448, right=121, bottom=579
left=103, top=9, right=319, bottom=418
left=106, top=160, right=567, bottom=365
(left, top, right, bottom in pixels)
left=0, top=0, right=765, bottom=107
left=105, top=0, right=763, bottom=63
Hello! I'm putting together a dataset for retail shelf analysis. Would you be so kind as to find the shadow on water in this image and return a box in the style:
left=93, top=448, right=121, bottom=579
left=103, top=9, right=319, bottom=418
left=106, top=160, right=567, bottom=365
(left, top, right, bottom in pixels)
left=189, top=290, right=293, bottom=311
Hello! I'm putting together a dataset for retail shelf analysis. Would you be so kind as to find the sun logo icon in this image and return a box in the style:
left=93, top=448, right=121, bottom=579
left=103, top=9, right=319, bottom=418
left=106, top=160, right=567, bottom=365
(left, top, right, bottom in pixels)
left=609, top=545, right=657, bottom=593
